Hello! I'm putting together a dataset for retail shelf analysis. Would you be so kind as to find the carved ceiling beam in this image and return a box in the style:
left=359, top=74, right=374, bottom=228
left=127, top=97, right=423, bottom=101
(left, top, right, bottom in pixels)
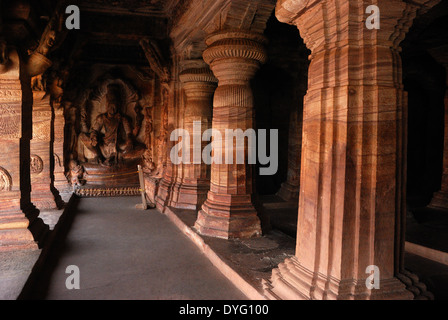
left=170, top=0, right=275, bottom=59
left=140, top=38, right=171, bottom=83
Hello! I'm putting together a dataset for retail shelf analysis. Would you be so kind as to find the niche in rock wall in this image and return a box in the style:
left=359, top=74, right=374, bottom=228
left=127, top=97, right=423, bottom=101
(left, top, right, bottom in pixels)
left=67, top=66, right=158, bottom=194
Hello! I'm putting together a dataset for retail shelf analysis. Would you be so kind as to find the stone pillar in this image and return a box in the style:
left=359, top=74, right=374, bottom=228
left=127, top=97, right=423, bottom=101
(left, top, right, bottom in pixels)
left=52, top=101, right=70, bottom=201
left=30, top=90, right=59, bottom=211
left=276, top=107, right=301, bottom=202
left=429, top=63, right=448, bottom=209
left=194, top=30, right=267, bottom=239
left=0, top=49, right=38, bottom=250
left=155, top=84, right=177, bottom=211
left=262, top=0, right=436, bottom=300
left=170, top=62, right=217, bottom=210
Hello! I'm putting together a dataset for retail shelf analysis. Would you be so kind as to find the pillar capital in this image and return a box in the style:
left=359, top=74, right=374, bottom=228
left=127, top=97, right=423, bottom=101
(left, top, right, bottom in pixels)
left=179, top=67, right=217, bottom=83
left=203, top=30, right=268, bottom=83
left=276, top=0, right=435, bottom=56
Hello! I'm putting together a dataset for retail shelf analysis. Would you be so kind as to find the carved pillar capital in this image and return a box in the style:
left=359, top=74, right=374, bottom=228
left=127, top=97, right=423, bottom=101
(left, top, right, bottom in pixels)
left=179, top=66, right=218, bottom=96
left=276, top=0, right=437, bottom=56
left=203, top=30, right=268, bottom=83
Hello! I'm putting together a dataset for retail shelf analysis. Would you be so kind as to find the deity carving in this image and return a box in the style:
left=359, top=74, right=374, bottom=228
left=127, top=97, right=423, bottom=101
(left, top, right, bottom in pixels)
left=77, top=84, right=136, bottom=166
left=30, top=155, right=44, bottom=174
left=67, top=160, right=85, bottom=187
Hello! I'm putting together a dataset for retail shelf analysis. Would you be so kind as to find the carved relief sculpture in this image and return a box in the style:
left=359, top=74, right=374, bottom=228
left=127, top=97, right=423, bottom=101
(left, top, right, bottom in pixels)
left=71, top=75, right=147, bottom=190
left=0, top=167, right=12, bottom=192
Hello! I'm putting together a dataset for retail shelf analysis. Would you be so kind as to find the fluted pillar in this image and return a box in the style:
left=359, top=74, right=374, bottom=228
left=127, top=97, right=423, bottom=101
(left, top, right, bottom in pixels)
left=194, top=30, right=267, bottom=239
left=170, top=63, right=217, bottom=210
left=263, top=0, right=438, bottom=300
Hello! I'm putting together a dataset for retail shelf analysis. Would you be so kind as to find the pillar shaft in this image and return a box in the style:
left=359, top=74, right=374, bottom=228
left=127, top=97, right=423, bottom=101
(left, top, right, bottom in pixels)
left=263, top=0, right=434, bottom=300
left=171, top=66, right=217, bottom=210
left=194, top=30, right=267, bottom=239
left=52, top=101, right=70, bottom=200
left=30, top=91, right=59, bottom=210
left=155, top=83, right=176, bottom=211
left=0, top=49, right=37, bottom=250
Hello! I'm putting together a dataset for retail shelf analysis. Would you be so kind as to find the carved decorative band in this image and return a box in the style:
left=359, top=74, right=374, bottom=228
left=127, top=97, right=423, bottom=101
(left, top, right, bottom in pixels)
left=0, top=104, right=21, bottom=139
left=0, top=80, right=21, bottom=90
left=0, top=80, right=22, bottom=103
left=33, top=111, right=53, bottom=119
left=203, top=30, right=267, bottom=66
left=75, top=187, right=141, bottom=197
left=179, top=68, right=217, bottom=84
left=0, top=166, right=12, bottom=191
left=203, top=39, right=267, bottom=65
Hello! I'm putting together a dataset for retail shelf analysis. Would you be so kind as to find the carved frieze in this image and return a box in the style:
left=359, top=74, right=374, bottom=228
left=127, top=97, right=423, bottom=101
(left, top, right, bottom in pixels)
left=0, top=80, right=22, bottom=103
left=0, top=104, right=21, bottom=140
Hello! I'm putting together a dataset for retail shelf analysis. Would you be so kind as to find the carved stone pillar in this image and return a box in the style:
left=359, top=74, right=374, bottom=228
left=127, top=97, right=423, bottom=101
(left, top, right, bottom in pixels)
left=276, top=107, right=301, bottom=202
left=0, top=49, right=38, bottom=250
left=30, top=90, right=59, bottom=211
left=170, top=63, right=217, bottom=210
left=429, top=63, right=448, bottom=209
left=194, top=30, right=267, bottom=239
left=263, top=0, right=437, bottom=300
left=52, top=101, right=70, bottom=201
left=155, top=84, right=177, bottom=211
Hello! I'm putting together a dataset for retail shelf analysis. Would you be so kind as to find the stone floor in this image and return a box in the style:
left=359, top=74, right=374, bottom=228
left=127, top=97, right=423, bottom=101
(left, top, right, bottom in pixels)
left=21, top=196, right=248, bottom=300
left=2, top=193, right=448, bottom=300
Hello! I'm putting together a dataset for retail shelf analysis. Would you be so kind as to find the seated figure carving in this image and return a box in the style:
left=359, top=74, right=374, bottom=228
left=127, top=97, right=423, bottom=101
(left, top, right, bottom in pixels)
left=78, top=84, right=143, bottom=167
